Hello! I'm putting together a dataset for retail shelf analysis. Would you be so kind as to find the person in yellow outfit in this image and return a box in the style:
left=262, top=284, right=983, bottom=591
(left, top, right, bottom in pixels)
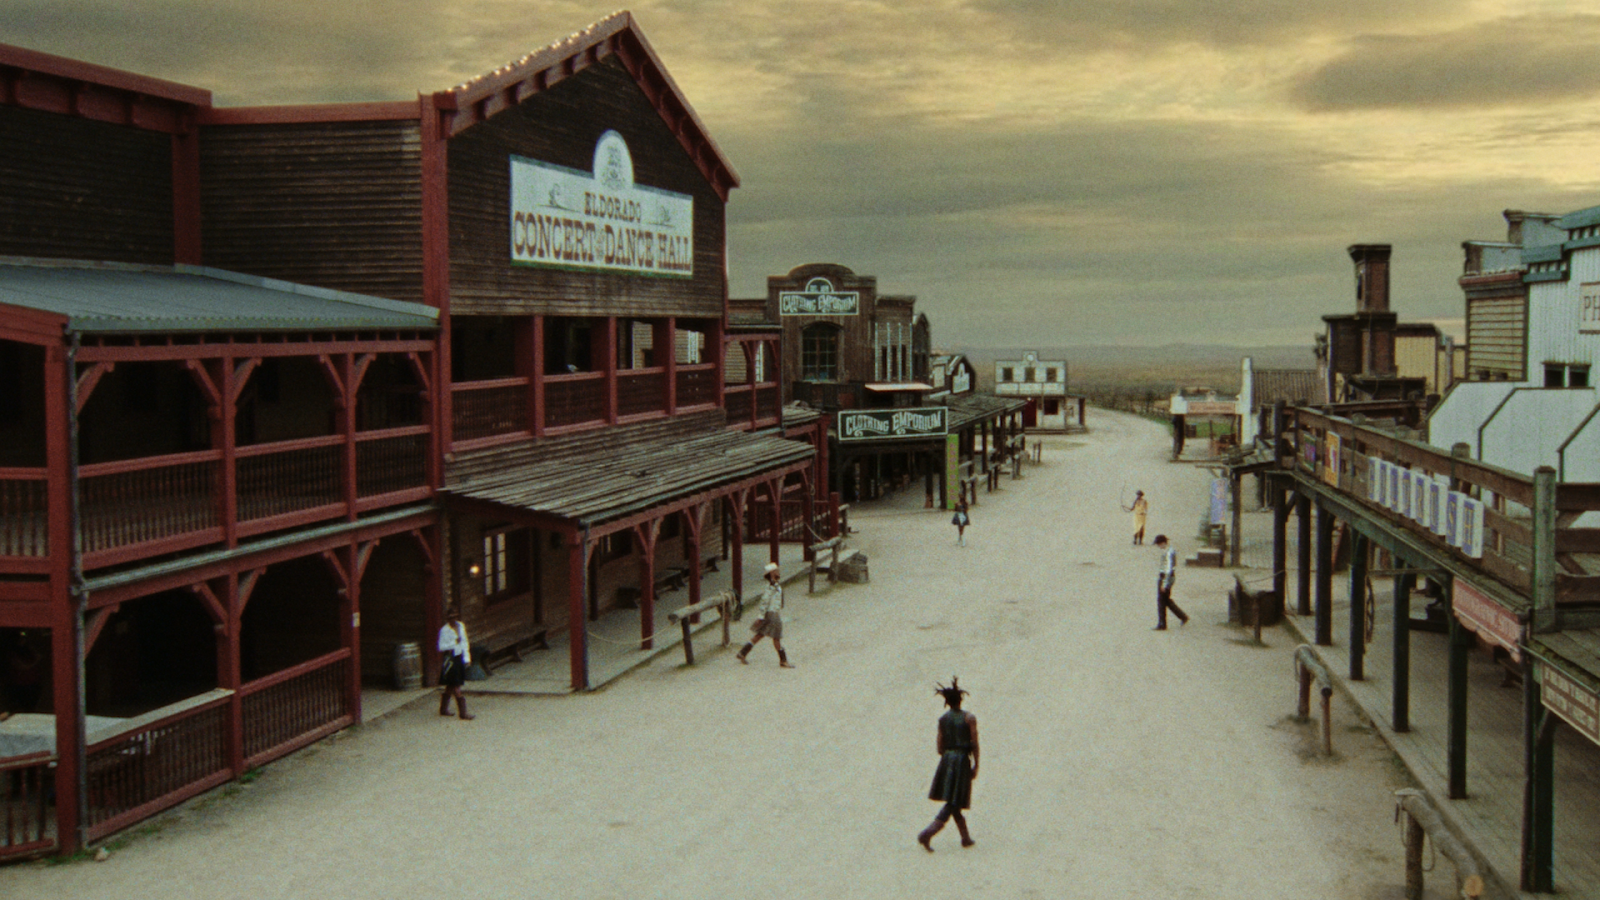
left=1125, top=490, right=1149, bottom=545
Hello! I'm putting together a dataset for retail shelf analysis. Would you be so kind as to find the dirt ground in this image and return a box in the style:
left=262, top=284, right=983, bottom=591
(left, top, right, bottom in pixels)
left=2, top=410, right=1450, bottom=899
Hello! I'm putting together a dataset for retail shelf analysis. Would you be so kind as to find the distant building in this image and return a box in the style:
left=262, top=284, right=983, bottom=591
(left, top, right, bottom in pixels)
left=928, top=353, right=977, bottom=398
left=1237, top=357, right=1321, bottom=447
left=993, top=350, right=1084, bottom=431
left=1458, top=210, right=1564, bottom=382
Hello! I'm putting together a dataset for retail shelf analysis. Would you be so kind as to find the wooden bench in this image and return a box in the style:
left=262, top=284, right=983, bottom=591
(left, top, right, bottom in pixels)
left=478, top=626, right=549, bottom=673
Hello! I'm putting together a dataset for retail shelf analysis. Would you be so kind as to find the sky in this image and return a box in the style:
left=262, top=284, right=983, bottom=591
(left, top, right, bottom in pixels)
left=9, top=1, right=1600, bottom=348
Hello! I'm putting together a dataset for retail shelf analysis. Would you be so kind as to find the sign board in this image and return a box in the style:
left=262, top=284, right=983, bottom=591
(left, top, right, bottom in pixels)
left=779, top=277, right=860, bottom=316
left=1428, top=475, right=1449, bottom=535
left=1370, top=457, right=1388, bottom=506
left=1453, top=581, right=1521, bottom=661
left=1410, top=470, right=1430, bottom=527
left=1186, top=401, right=1235, bottom=416
left=1542, top=664, right=1600, bottom=746
left=1582, top=282, right=1600, bottom=335
left=1322, top=433, right=1341, bottom=487
left=509, top=131, right=694, bottom=277
left=951, top=369, right=972, bottom=394
left=837, top=407, right=947, bottom=442
left=1444, top=491, right=1485, bottom=558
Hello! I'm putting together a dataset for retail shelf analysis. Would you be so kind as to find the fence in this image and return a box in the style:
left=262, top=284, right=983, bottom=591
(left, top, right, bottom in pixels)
left=83, top=691, right=232, bottom=841
left=241, top=650, right=352, bottom=768
left=0, top=752, right=55, bottom=861
left=0, top=469, right=47, bottom=559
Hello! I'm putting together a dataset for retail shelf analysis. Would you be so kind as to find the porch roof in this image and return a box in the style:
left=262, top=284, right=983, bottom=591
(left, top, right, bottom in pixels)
left=441, top=428, right=814, bottom=529
left=0, top=258, right=438, bottom=333
left=948, top=393, right=1028, bottom=431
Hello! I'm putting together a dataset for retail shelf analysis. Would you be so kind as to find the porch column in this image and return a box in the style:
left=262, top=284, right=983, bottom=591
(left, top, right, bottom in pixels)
left=1314, top=502, right=1334, bottom=646
left=801, top=473, right=816, bottom=563
left=1270, top=478, right=1288, bottom=609
left=1392, top=572, right=1412, bottom=733
left=531, top=315, right=546, bottom=437
left=1521, top=658, right=1556, bottom=893
left=49, top=340, right=82, bottom=853
left=1447, top=577, right=1469, bottom=799
left=1348, top=532, right=1368, bottom=680
left=635, top=519, right=661, bottom=651
left=685, top=504, right=704, bottom=623
left=1229, top=469, right=1242, bottom=567
left=567, top=529, right=590, bottom=691
left=1296, top=492, right=1312, bottom=616
left=728, top=490, right=747, bottom=607
left=767, top=478, right=781, bottom=563
left=602, top=316, right=618, bottom=424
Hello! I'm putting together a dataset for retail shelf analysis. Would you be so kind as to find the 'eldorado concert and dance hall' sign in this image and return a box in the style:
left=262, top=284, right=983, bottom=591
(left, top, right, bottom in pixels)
left=837, top=407, right=948, bottom=441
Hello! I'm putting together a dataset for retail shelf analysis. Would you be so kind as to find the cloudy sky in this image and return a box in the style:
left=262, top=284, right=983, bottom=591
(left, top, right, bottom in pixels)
left=10, top=1, right=1600, bottom=348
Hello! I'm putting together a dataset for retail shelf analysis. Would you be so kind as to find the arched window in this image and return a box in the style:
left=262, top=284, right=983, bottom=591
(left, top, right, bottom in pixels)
left=802, top=324, right=840, bottom=381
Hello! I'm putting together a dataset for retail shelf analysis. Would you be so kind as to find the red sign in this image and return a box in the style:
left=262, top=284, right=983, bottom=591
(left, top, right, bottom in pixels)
left=1453, top=581, right=1521, bottom=661
left=1542, top=664, right=1600, bottom=746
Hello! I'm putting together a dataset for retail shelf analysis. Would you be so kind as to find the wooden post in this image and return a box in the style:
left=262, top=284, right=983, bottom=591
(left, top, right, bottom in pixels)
left=567, top=530, right=589, bottom=691
left=1349, top=532, right=1367, bottom=680
left=679, top=617, right=694, bottom=665
left=685, top=505, right=703, bottom=624
left=1296, top=493, right=1312, bottom=616
left=767, top=478, right=781, bottom=564
left=1447, top=589, right=1469, bottom=799
left=1403, top=806, right=1426, bottom=900
left=635, top=518, right=660, bottom=651
left=1531, top=466, right=1557, bottom=633
left=1521, top=659, right=1557, bottom=893
left=1392, top=572, right=1411, bottom=733
left=729, top=490, right=746, bottom=610
left=1229, top=470, right=1242, bottom=567
left=1271, top=479, right=1288, bottom=612
left=1315, top=503, right=1334, bottom=646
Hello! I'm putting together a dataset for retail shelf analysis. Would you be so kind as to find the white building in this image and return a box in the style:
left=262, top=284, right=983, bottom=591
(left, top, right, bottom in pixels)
left=994, top=350, right=1082, bottom=430
left=1429, top=205, right=1600, bottom=483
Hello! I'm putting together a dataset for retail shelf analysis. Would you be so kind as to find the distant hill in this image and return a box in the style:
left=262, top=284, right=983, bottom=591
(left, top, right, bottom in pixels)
left=939, top=344, right=1315, bottom=405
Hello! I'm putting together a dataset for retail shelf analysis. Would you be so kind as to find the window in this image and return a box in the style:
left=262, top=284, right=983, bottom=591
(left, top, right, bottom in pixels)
left=1545, top=364, right=1565, bottom=388
left=481, top=528, right=530, bottom=602
left=1571, top=365, right=1591, bottom=388
left=1046, top=368, right=1058, bottom=383
left=544, top=317, right=593, bottom=374
left=1024, top=367, right=1036, bottom=383
left=802, top=324, right=839, bottom=381
left=1043, top=399, right=1060, bottom=415
left=1001, top=367, right=1014, bottom=382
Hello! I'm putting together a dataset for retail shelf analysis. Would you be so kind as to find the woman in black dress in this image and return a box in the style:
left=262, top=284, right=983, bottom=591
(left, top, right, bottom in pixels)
left=917, top=677, right=979, bottom=851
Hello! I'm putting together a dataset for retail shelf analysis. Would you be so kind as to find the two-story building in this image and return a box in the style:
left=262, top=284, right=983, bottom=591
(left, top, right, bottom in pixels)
left=993, top=350, right=1083, bottom=431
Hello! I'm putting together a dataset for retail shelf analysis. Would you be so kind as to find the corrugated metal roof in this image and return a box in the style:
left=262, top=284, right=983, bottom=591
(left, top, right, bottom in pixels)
left=441, top=428, right=814, bottom=528
left=0, top=258, right=438, bottom=333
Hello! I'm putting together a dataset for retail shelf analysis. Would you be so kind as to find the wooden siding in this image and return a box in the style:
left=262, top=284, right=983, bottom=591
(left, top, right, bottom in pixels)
left=1467, top=294, right=1527, bottom=379
left=198, top=120, right=425, bottom=305
left=0, top=105, right=174, bottom=264
left=766, top=264, right=921, bottom=390
left=446, top=56, right=725, bottom=319
left=444, top=408, right=726, bottom=486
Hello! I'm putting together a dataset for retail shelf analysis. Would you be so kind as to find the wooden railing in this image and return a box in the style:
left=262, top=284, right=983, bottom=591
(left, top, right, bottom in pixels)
left=755, top=384, right=780, bottom=421
left=0, top=751, right=55, bottom=861
left=241, top=650, right=351, bottom=768
left=451, top=377, right=528, bottom=441
left=80, top=452, right=220, bottom=555
left=83, top=691, right=232, bottom=841
left=677, top=364, right=719, bottom=408
left=617, top=368, right=666, bottom=418
left=1288, top=407, right=1600, bottom=605
left=237, top=437, right=343, bottom=522
left=749, top=497, right=837, bottom=545
left=0, top=468, right=47, bottom=558
left=355, top=428, right=429, bottom=498
left=545, top=373, right=605, bottom=429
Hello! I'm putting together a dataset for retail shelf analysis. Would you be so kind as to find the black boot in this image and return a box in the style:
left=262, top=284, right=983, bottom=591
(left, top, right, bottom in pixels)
left=736, top=643, right=752, bottom=664
left=455, top=694, right=475, bottom=721
left=917, top=817, right=946, bottom=852
left=439, top=692, right=454, bottom=717
left=954, top=813, right=975, bottom=848
left=778, top=649, right=795, bottom=669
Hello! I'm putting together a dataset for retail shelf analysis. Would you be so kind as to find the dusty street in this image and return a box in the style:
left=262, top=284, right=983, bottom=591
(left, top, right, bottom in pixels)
left=3, top=411, right=1433, bottom=899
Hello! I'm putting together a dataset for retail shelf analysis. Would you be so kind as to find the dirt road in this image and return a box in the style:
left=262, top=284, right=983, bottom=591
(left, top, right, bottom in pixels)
left=3, top=410, right=1432, bottom=898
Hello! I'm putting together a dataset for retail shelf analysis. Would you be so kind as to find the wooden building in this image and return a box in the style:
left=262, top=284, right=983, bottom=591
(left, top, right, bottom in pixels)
left=0, top=12, right=833, bottom=858
left=733, top=264, right=1024, bottom=507
left=927, top=353, right=976, bottom=398
left=993, top=350, right=1083, bottom=431
left=0, top=45, right=440, bottom=859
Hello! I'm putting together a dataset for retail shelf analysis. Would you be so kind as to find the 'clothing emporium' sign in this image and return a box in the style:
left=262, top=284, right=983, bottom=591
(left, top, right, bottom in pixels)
left=509, top=130, right=693, bottom=278
left=779, top=278, right=860, bottom=316
left=837, top=407, right=947, bottom=441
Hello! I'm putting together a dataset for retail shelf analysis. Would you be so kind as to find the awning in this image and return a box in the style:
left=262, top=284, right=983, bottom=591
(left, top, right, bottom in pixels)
left=441, top=428, right=815, bottom=529
left=947, top=394, right=1028, bottom=431
left=865, top=382, right=933, bottom=392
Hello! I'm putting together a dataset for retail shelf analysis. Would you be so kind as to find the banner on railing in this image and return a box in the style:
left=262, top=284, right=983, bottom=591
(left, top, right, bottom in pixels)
left=1444, top=491, right=1485, bottom=558
left=1410, top=470, right=1431, bottom=529
left=1429, top=475, right=1450, bottom=536
left=1322, top=433, right=1341, bottom=486
left=1453, top=580, right=1521, bottom=662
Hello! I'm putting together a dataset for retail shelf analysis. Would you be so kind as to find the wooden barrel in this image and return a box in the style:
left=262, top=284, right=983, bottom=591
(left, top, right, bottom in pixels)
left=392, top=641, right=423, bottom=690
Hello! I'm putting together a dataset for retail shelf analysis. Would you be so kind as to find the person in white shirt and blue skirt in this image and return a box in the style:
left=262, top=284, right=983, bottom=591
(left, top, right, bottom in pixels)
left=437, top=608, right=475, bottom=719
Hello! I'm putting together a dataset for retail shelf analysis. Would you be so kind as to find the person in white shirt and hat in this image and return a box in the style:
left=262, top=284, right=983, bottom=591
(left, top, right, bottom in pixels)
left=736, top=562, right=795, bottom=668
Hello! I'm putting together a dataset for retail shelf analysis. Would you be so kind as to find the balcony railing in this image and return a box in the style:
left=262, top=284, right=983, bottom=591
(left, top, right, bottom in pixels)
left=237, top=437, right=343, bottom=523
left=0, top=468, right=47, bottom=559
left=241, top=649, right=351, bottom=768
left=545, top=372, right=606, bottom=429
left=450, top=377, right=529, bottom=442
left=677, top=364, right=719, bottom=408
left=80, top=452, right=221, bottom=556
left=1288, top=407, right=1600, bottom=605
left=0, top=752, right=55, bottom=861
left=617, top=368, right=666, bottom=418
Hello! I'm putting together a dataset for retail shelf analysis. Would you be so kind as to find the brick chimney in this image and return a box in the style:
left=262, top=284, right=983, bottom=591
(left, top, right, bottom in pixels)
left=1349, top=244, right=1391, bottom=313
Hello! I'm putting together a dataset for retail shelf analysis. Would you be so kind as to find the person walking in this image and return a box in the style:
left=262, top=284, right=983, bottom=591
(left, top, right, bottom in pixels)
left=917, top=677, right=979, bottom=852
left=951, top=498, right=970, bottom=547
left=437, top=608, right=475, bottom=719
left=1124, top=490, right=1149, bottom=545
left=1152, top=534, right=1189, bottom=629
left=736, top=562, right=795, bottom=668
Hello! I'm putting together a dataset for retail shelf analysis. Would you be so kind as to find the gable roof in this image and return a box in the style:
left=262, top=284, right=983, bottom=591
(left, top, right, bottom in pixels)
left=433, top=11, right=738, bottom=201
